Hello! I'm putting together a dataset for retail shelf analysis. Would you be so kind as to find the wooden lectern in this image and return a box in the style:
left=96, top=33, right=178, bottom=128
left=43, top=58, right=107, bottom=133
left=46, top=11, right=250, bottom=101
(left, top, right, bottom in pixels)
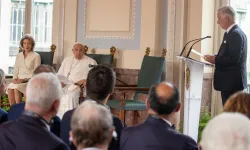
left=177, top=56, right=213, bottom=142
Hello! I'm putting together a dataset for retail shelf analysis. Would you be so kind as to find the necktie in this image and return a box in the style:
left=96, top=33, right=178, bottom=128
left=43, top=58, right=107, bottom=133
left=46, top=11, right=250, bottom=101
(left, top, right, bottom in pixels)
left=223, top=32, right=227, bottom=40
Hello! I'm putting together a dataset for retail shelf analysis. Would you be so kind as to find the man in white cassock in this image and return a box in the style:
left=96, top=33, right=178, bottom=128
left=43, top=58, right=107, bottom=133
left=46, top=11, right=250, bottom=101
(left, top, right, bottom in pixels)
left=57, top=42, right=97, bottom=118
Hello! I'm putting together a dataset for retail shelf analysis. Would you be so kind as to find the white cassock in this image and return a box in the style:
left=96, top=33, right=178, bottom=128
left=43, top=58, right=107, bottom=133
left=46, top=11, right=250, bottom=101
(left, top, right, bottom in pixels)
left=57, top=55, right=97, bottom=118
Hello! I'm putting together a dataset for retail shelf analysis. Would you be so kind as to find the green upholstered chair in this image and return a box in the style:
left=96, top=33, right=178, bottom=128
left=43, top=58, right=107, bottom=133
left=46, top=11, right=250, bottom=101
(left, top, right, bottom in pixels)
left=36, top=44, right=56, bottom=66
left=107, top=48, right=167, bottom=124
left=84, top=46, right=116, bottom=65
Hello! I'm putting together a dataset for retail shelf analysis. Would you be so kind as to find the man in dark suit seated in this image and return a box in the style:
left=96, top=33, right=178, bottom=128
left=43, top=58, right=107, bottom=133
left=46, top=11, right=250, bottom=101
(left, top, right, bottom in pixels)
left=7, top=65, right=61, bottom=137
left=120, top=82, right=198, bottom=150
left=8, top=102, right=61, bottom=137
left=0, top=73, right=69, bottom=150
left=61, top=65, right=123, bottom=150
left=70, top=100, right=114, bottom=150
left=0, top=69, right=8, bottom=124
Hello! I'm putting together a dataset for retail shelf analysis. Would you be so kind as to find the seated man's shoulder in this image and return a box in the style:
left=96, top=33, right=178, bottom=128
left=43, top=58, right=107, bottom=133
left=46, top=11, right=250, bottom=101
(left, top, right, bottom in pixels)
left=0, top=120, right=17, bottom=131
left=123, top=122, right=145, bottom=134
left=112, top=115, right=123, bottom=125
left=10, top=102, right=25, bottom=110
left=0, top=108, right=7, bottom=124
left=0, top=108, right=7, bottom=115
left=166, top=129, right=198, bottom=148
left=62, top=109, right=75, bottom=120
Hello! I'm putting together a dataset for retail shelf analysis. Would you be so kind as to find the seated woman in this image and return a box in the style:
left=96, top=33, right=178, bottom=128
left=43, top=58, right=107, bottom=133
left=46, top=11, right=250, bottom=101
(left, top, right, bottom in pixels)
left=224, top=91, right=250, bottom=118
left=7, top=34, right=41, bottom=105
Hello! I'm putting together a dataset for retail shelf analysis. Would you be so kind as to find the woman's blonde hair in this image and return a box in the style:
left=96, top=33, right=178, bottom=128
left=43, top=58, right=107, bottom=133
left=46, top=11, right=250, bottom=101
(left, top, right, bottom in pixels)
left=224, top=91, right=250, bottom=119
left=19, top=34, right=36, bottom=51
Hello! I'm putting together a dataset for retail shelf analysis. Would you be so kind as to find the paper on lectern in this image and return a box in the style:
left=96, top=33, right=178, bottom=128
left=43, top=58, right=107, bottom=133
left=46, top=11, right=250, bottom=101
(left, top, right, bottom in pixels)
left=191, top=49, right=205, bottom=58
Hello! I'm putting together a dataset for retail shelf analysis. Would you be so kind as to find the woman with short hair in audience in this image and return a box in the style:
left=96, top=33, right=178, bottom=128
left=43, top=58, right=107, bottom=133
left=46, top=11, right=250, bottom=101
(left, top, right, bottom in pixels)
left=7, top=34, right=41, bottom=105
left=0, top=69, right=8, bottom=124
left=0, top=69, right=7, bottom=97
left=224, top=91, right=250, bottom=119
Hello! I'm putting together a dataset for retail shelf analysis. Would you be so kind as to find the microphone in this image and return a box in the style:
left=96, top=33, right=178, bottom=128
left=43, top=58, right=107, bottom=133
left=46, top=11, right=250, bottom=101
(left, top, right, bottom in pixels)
left=89, top=64, right=97, bottom=68
left=179, top=36, right=211, bottom=56
left=186, top=36, right=211, bottom=58
left=89, top=64, right=115, bottom=69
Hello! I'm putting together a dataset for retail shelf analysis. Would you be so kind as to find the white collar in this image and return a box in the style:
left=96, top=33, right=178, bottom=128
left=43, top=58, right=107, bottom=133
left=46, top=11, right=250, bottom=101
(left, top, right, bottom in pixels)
left=40, top=119, right=50, bottom=131
left=226, top=23, right=236, bottom=33
left=162, top=118, right=172, bottom=126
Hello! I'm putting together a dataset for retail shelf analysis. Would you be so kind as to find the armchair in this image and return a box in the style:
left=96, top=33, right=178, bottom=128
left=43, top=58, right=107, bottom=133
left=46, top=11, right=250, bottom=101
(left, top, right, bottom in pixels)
left=36, top=44, right=56, bottom=66
left=107, top=48, right=167, bottom=124
left=84, top=46, right=116, bottom=65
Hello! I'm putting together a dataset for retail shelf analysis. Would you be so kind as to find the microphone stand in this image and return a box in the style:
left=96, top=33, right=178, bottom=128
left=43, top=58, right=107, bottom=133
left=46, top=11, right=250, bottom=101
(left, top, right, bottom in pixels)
left=186, top=36, right=211, bottom=58
left=180, top=36, right=211, bottom=57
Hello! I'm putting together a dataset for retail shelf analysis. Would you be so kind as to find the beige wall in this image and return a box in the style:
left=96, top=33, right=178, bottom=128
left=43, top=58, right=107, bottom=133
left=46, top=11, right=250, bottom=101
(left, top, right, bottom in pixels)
left=63, top=0, right=166, bottom=69
left=63, top=0, right=77, bottom=59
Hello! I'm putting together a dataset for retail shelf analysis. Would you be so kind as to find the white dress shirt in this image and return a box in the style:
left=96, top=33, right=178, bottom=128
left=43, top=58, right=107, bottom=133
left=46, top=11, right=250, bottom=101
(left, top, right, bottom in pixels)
left=226, top=23, right=237, bottom=33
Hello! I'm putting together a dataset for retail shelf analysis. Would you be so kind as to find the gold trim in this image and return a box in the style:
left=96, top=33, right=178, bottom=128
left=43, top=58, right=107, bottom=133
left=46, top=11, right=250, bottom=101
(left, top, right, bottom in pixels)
left=162, top=48, right=167, bottom=58
left=83, top=45, right=89, bottom=54
left=50, top=44, right=56, bottom=52
left=185, top=68, right=190, bottom=90
left=110, top=46, right=116, bottom=56
left=145, top=47, right=150, bottom=56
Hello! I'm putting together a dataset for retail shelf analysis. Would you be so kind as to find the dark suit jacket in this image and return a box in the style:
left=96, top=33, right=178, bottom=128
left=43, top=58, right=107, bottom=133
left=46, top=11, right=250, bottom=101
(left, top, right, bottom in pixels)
left=214, top=25, right=247, bottom=91
left=61, top=108, right=123, bottom=150
left=0, top=114, right=69, bottom=150
left=7, top=102, right=61, bottom=137
left=120, top=115, right=198, bottom=150
left=0, top=108, right=7, bottom=124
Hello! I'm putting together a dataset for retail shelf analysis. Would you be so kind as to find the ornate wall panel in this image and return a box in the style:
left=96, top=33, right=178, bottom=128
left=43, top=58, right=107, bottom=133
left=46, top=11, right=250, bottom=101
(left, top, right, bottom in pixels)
left=77, top=0, right=141, bottom=49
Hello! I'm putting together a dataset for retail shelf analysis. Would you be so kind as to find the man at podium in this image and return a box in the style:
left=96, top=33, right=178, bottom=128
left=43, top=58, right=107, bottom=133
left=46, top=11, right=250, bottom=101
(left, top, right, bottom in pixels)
left=204, top=6, right=247, bottom=105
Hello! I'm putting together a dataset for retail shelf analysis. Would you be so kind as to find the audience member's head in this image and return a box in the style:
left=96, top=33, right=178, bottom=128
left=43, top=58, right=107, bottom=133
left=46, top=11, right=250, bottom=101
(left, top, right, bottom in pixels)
left=147, top=82, right=180, bottom=117
left=200, top=112, right=250, bottom=150
left=25, top=73, right=62, bottom=121
left=70, top=100, right=114, bottom=149
left=33, top=65, right=56, bottom=75
left=0, top=69, right=6, bottom=96
left=86, top=65, right=116, bottom=103
left=224, top=91, right=250, bottom=119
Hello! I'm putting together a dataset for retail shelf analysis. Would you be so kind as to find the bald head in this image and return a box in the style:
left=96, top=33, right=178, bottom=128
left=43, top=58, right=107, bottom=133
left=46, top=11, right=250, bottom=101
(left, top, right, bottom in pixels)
left=148, top=82, right=179, bottom=115
left=72, top=42, right=85, bottom=60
